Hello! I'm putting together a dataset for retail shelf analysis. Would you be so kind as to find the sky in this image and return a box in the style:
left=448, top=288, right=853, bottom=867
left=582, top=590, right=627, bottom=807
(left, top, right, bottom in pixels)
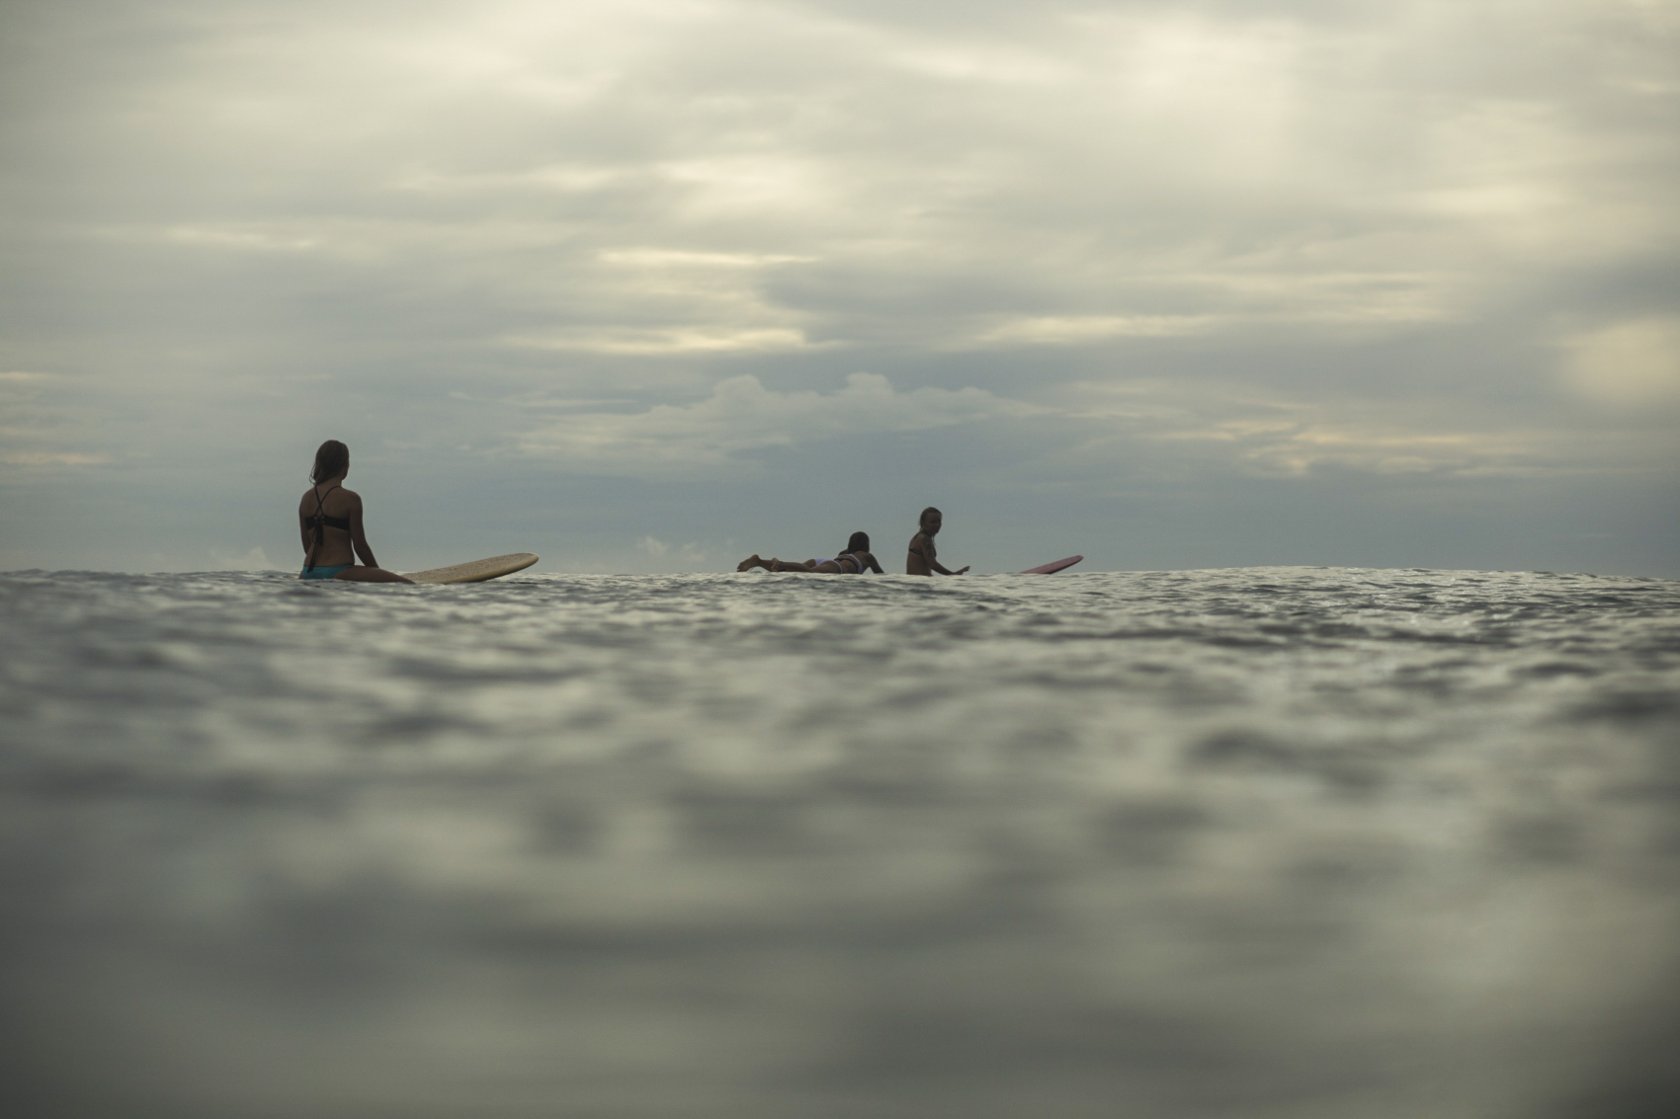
left=1, top=0, right=1677, bottom=576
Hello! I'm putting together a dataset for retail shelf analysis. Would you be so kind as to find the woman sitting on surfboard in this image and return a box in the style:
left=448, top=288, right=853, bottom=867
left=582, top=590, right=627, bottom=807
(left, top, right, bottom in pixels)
left=907, top=506, right=968, bottom=576
left=737, top=531, right=885, bottom=574
left=297, top=440, right=412, bottom=582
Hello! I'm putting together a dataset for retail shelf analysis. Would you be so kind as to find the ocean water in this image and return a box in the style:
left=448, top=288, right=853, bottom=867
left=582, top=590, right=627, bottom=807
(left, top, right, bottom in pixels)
left=2, top=566, right=1678, bottom=1118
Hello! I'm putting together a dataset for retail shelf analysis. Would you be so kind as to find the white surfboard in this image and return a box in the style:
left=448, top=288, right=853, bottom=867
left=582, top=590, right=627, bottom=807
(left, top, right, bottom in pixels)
left=404, top=553, right=539, bottom=585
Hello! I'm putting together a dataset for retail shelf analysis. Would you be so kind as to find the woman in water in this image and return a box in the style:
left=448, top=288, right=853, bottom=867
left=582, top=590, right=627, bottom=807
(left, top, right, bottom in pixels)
left=906, top=506, right=968, bottom=576
left=737, top=531, right=885, bottom=574
left=297, top=440, right=412, bottom=582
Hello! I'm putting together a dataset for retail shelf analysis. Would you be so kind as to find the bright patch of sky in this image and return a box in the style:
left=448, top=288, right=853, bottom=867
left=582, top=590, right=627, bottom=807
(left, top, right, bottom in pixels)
left=1, top=0, right=1676, bottom=575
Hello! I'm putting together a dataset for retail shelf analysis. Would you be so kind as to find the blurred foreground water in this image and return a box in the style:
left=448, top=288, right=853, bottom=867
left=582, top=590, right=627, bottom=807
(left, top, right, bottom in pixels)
left=3, top=566, right=1678, bottom=1117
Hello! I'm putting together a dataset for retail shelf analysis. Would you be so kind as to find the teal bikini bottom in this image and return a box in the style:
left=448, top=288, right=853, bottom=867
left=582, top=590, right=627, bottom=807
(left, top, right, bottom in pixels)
left=300, top=564, right=351, bottom=580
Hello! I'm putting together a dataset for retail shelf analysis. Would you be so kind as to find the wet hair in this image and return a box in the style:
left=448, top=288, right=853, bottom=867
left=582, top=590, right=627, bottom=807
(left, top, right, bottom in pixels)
left=919, top=506, right=942, bottom=525
left=311, top=439, right=349, bottom=484
left=846, top=531, right=870, bottom=554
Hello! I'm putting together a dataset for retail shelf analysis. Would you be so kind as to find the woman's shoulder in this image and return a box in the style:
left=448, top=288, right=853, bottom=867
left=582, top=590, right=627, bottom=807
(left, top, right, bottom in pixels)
left=299, top=483, right=361, bottom=506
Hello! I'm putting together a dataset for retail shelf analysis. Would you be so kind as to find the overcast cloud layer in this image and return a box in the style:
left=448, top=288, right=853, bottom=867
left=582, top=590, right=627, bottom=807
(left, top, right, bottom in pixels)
left=2, top=0, right=1676, bottom=574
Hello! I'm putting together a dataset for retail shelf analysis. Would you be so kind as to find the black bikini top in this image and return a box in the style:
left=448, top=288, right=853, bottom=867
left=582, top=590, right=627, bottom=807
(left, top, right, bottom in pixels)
left=303, top=483, right=351, bottom=574
left=305, top=484, right=350, bottom=532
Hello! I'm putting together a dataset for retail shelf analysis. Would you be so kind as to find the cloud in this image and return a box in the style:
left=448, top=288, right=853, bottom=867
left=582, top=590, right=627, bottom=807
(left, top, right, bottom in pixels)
left=0, top=451, right=112, bottom=467
left=505, top=326, right=816, bottom=356
left=7, top=0, right=1668, bottom=374
left=637, top=536, right=708, bottom=565
left=0, top=372, right=113, bottom=469
left=968, top=315, right=1217, bottom=347
left=1177, top=424, right=1560, bottom=480
left=516, top=372, right=1043, bottom=478
left=1, top=0, right=1677, bottom=574
left=1052, top=376, right=1632, bottom=483
left=211, top=546, right=275, bottom=571
left=1561, top=317, right=1680, bottom=409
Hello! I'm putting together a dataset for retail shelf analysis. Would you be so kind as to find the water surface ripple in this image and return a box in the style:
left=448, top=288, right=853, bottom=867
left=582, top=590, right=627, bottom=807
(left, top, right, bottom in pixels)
left=3, top=567, right=1678, bottom=1117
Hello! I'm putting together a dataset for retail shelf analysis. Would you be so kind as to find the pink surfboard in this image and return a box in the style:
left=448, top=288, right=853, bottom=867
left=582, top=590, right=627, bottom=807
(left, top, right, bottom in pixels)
left=1019, top=555, right=1083, bottom=574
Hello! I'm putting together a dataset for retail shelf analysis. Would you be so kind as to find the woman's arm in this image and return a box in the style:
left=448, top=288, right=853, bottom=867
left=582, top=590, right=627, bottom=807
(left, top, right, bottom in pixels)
left=346, top=493, right=380, bottom=568
left=917, top=535, right=967, bottom=575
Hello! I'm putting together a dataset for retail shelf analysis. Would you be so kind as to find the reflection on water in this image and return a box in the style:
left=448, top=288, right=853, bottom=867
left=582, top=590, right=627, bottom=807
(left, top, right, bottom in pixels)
left=2, top=567, right=1679, bottom=1117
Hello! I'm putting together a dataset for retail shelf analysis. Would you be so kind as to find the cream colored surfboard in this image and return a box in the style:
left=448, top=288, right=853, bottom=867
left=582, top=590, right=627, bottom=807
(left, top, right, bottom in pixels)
left=404, top=553, right=539, bottom=585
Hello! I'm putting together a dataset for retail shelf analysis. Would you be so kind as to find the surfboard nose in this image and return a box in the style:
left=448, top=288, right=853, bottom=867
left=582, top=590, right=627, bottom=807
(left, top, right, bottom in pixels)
left=403, top=553, right=539, bottom=584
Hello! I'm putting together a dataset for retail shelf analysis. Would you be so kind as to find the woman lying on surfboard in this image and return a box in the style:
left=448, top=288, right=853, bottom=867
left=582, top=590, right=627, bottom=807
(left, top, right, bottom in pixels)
left=737, top=531, right=885, bottom=574
left=297, top=440, right=412, bottom=582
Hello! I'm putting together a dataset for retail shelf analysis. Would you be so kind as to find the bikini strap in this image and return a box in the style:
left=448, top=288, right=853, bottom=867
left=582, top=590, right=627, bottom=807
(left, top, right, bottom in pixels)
left=306, top=483, right=341, bottom=570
